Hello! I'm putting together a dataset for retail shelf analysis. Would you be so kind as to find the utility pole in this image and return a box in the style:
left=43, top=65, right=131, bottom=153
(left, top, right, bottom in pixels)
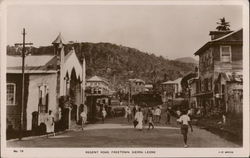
left=128, top=82, right=131, bottom=105
left=15, top=28, right=33, bottom=140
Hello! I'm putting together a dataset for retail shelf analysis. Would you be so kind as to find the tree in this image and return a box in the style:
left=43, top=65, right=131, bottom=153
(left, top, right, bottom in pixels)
left=216, top=17, right=230, bottom=31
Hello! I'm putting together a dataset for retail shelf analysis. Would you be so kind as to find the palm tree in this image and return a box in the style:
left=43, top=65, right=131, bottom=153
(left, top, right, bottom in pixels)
left=216, top=17, right=230, bottom=31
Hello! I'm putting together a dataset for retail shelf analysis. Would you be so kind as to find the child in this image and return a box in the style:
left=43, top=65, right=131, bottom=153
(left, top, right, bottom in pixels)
left=147, top=107, right=154, bottom=130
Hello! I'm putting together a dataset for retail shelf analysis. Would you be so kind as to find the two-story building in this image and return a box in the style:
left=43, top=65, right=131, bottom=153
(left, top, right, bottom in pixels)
left=161, top=77, right=182, bottom=101
left=126, top=78, right=145, bottom=95
left=86, top=75, right=111, bottom=96
left=194, top=28, right=243, bottom=115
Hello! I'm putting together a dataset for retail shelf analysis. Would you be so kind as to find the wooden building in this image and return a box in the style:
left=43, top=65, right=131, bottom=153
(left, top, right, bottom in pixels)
left=194, top=28, right=243, bottom=115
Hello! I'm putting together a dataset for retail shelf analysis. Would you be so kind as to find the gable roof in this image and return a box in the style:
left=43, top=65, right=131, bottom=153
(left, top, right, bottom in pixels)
left=162, top=77, right=182, bottom=85
left=62, top=48, right=83, bottom=80
left=7, top=47, right=83, bottom=74
left=87, top=75, right=109, bottom=84
left=129, top=78, right=145, bottom=84
left=194, top=28, right=243, bottom=56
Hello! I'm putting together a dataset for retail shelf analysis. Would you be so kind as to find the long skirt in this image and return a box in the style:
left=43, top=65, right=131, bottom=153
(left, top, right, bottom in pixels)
left=136, top=120, right=143, bottom=129
left=46, top=123, right=55, bottom=133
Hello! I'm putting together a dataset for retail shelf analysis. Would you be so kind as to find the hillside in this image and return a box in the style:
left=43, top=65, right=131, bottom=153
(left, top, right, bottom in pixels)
left=7, top=43, right=196, bottom=88
left=175, top=57, right=198, bottom=64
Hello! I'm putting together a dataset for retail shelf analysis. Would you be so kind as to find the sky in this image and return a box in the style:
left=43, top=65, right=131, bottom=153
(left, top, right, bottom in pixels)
left=7, top=4, right=242, bottom=59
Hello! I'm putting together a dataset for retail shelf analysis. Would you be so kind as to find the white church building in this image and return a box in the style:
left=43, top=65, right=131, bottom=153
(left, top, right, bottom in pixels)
left=6, top=33, right=86, bottom=132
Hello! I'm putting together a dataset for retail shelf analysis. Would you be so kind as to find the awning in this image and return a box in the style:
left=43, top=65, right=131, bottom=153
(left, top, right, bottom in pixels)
left=218, top=72, right=243, bottom=83
left=193, top=91, right=213, bottom=97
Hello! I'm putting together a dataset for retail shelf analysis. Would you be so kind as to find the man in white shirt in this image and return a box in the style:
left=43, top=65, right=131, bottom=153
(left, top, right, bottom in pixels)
left=125, top=105, right=132, bottom=122
left=155, top=106, right=161, bottom=123
left=179, top=110, right=193, bottom=148
left=80, top=109, right=87, bottom=131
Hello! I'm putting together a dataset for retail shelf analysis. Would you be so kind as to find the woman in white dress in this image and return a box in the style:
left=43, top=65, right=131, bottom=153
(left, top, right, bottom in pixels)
left=102, top=108, right=107, bottom=123
left=135, top=108, right=144, bottom=130
left=46, top=110, right=55, bottom=137
left=80, top=108, right=87, bottom=131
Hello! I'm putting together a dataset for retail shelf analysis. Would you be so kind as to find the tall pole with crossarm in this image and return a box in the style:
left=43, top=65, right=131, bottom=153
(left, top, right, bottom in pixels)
left=15, top=28, right=33, bottom=140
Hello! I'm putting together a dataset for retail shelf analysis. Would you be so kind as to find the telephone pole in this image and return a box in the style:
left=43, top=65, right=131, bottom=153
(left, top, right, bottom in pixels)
left=15, top=28, right=33, bottom=140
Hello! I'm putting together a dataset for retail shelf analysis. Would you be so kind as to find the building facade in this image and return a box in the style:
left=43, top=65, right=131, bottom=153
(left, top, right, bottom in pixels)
left=126, top=78, right=145, bottom=95
left=161, top=77, right=182, bottom=101
left=194, top=28, right=243, bottom=115
left=86, top=75, right=111, bottom=95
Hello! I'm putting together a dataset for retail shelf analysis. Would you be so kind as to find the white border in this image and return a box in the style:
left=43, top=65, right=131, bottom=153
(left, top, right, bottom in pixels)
left=1, top=0, right=249, bottom=157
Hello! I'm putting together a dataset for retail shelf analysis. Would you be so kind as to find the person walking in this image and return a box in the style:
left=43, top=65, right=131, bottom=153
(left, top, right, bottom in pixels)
left=46, top=110, right=55, bottom=137
left=132, top=105, right=137, bottom=118
left=179, top=110, right=193, bottom=148
left=159, top=104, right=163, bottom=122
left=102, top=108, right=107, bottom=123
left=143, top=107, right=148, bottom=124
left=152, top=107, right=156, bottom=122
left=166, top=108, right=171, bottom=124
left=176, top=109, right=181, bottom=119
left=147, top=107, right=154, bottom=130
left=80, top=109, right=87, bottom=131
left=125, top=105, right=132, bottom=122
left=83, top=103, right=88, bottom=114
left=134, top=108, right=144, bottom=131
left=155, top=106, right=161, bottom=123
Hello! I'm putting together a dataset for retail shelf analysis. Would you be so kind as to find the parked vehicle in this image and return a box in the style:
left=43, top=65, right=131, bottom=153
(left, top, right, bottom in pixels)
left=110, top=105, right=126, bottom=117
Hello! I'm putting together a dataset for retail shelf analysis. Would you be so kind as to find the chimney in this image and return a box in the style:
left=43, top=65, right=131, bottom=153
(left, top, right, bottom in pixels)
left=209, top=30, right=233, bottom=40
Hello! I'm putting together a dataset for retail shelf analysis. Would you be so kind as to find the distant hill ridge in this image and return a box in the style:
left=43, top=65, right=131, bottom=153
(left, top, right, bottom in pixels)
left=7, top=42, right=196, bottom=88
left=175, top=57, right=198, bottom=64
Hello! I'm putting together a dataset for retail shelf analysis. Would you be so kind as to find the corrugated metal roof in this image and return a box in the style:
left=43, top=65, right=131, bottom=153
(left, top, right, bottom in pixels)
left=7, top=55, right=55, bottom=67
left=7, top=55, right=57, bottom=73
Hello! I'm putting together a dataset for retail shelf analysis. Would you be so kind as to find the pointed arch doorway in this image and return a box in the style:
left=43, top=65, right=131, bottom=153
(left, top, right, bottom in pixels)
left=69, top=68, right=82, bottom=126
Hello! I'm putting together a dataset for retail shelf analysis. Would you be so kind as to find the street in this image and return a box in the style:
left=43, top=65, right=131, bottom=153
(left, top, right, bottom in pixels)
left=7, top=116, right=239, bottom=148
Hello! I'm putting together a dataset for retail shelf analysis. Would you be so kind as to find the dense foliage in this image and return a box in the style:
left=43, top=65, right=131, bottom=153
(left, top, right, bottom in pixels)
left=7, top=42, right=195, bottom=89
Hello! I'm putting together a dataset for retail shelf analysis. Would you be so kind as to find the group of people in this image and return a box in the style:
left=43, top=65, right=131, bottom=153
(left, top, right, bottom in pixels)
left=125, top=103, right=194, bottom=148
left=124, top=104, right=171, bottom=131
left=49, top=102, right=194, bottom=148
